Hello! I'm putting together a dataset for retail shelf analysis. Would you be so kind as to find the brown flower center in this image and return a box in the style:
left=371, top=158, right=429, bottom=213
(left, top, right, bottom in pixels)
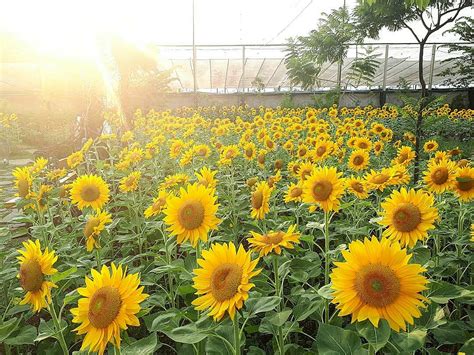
left=80, top=185, right=100, bottom=202
left=392, top=202, right=421, bottom=232
left=84, top=217, right=100, bottom=238
left=355, top=264, right=400, bottom=307
left=457, top=176, right=473, bottom=192
left=292, top=164, right=300, bottom=175
left=316, top=146, right=326, bottom=157
left=252, top=190, right=264, bottom=209
left=300, top=169, right=312, bottom=181
left=245, top=148, right=253, bottom=157
left=178, top=201, right=205, bottom=230
left=210, top=263, right=243, bottom=302
left=274, top=160, right=283, bottom=170
left=18, top=179, right=30, bottom=198
left=431, top=167, right=449, bottom=185
left=353, top=155, right=364, bottom=166
left=372, top=173, right=389, bottom=185
left=312, top=180, right=333, bottom=201
left=358, top=142, right=368, bottom=149
left=264, top=231, right=284, bottom=244
left=426, top=143, right=434, bottom=150
left=398, top=153, right=408, bottom=164
left=351, top=182, right=364, bottom=193
left=257, top=154, right=265, bottom=164
left=19, top=259, right=44, bottom=292
left=290, top=187, right=303, bottom=198
left=88, top=286, right=122, bottom=328
left=298, top=148, right=307, bottom=157
left=246, top=177, right=257, bottom=187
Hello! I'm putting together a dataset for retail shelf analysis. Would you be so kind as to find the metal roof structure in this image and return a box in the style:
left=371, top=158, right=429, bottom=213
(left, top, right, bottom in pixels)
left=155, top=43, right=472, bottom=93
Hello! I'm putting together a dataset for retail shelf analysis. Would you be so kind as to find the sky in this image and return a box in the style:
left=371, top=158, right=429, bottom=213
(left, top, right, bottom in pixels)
left=0, top=0, right=471, bottom=56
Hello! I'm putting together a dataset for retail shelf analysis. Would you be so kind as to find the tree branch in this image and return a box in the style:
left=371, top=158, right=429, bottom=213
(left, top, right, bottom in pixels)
left=416, top=8, right=431, bottom=31
left=401, top=21, right=421, bottom=43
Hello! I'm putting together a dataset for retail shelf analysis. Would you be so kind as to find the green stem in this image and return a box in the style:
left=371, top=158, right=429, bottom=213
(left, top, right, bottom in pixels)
left=233, top=312, right=241, bottom=355
left=324, top=211, right=330, bottom=324
left=114, top=344, right=122, bottom=355
left=368, top=344, right=376, bottom=355
left=47, top=303, right=69, bottom=355
left=96, top=248, right=101, bottom=269
left=274, top=257, right=285, bottom=354
left=162, top=228, right=175, bottom=308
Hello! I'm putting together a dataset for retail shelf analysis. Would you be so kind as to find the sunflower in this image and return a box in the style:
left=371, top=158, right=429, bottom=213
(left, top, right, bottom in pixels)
left=83, top=210, right=112, bottom=252
left=163, top=183, right=220, bottom=247
left=195, top=166, right=218, bottom=190
left=423, top=140, right=438, bottom=153
left=312, top=140, right=332, bottom=162
left=346, top=176, right=369, bottom=199
left=453, top=167, right=474, bottom=202
left=71, top=264, right=148, bottom=355
left=355, top=137, right=372, bottom=151
left=392, top=146, right=415, bottom=166
left=297, top=161, right=314, bottom=182
left=243, top=142, right=256, bottom=160
left=423, top=159, right=458, bottom=194
left=302, top=166, right=345, bottom=212
left=373, top=141, right=384, bottom=156
left=248, top=225, right=300, bottom=256
left=331, top=237, right=428, bottom=331
left=284, top=182, right=304, bottom=203
left=70, top=174, right=110, bottom=210
left=144, top=190, right=170, bottom=218
left=119, top=171, right=141, bottom=193
left=67, top=151, right=85, bottom=168
left=192, top=242, right=261, bottom=321
left=379, top=188, right=438, bottom=247
left=17, top=239, right=58, bottom=312
left=250, top=181, right=272, bottom=219
left=365, top=168, right=394, bottom=191
left=348, top=149, right=370, bottom=171
left=12, top=167, right=32, bottom=198
left=34, top=184, right=52, bottom=212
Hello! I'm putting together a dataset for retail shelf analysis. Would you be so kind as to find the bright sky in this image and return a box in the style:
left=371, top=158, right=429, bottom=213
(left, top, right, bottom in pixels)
left=1, top=0, right=471, bottom=57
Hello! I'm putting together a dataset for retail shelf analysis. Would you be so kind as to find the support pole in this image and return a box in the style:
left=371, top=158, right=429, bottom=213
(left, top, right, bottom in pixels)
left=192, top=0, right=197, bottom=106
left=380, top=44, right=389, bottom=106
left=428, top=44, right=436, bottom=91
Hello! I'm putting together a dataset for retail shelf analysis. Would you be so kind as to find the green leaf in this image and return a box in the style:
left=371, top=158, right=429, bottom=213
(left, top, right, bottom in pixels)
left=356, top=320, right=390, bottom=352
left=293, top=296, right=324, bottom=321
left=428, top=281, right=471, bottom=303
left=318, top=284, right=333, bottom=300
left=121, top=333, right=160, bottom=355
left=245, top=296, right=281, bottom=316
left=148, top=309, right=181, bottom=332
left=0, top=317, right=21, bottom=342
left=459, top=338, right=474, bottom=354
left=163, top=323, right=208, bottom=344
left=51, top=266, right=78, bottom=283
left=390, top=329, right=426, bottom=352
left=4, top=325, right=37, bottom=345
left=268, top=309, right=292, bottom=327
left=431, top=321, right=469, bottom=345
left=316, top=323, right=363, bottom=354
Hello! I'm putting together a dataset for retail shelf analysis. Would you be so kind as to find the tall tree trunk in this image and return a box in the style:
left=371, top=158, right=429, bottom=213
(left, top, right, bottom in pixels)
left=413, top=40, right=427, bottom=184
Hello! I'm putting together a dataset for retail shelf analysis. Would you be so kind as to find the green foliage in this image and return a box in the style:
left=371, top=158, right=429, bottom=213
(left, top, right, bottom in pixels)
left=438, top=16, right=474, bottom=88
left=347, top=46, right=381, bottom=87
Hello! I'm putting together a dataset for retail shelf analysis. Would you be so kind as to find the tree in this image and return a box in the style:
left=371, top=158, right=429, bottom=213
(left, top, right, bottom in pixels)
left=355, top=0, right=472, bottom=183
left=285, top=4, right=363, bottom=90
left=438, top=16, right=474, bottom=88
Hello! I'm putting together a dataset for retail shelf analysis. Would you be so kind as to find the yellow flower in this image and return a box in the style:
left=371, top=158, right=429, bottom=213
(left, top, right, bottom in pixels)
left=71, top=264, right=148, bottom=355
left=392, top=146, right=415, bottom=166
left=17, top=240, right=58, bottom=312
left=119, top=171, right=141, bottom=193
left=346, top=176, right=369, bottom=199
left=67, top=151, right=84, bottom=169
left=192, top=242, right=261, bottom=321
left=453, top=167, right=474, bottom=202
left=163, top=183, right=220, bottom=247
left=423, top=140, right=438, bottom=153
left=248, top=225, right=300, bottom=256
left=47, top=168, right=67, bottom=181
left=30, top=157, right=48, bottom=174
left=83, top=210, right=112, bottom=252
left=297, top=161, right=314, bottom=182
left=284, top=182, right=304, bottom=203
left=12, top=167, right=32, bottom=198
left=70, top=174, right=110, bottom=210
left=250, top=181, right=272, bottom=220
left=34, top=184, right=52, bottom=212
left=365, top=168, right=394, bottom=191
left=243, top=142, right=256, bottom=161
left=373, top=141, right=384, bottom=156
left=355, top=137, right=372, bottom=151
left=423, top=159, right=458, bottom=194
left=380, top=188, right=438, bottom=247
left=302, top=166, right=345, bottom=212
left=144, top=190, right=170, bottom=218
left=348, top=149, right=370, bottom=171
left=331, top=237, right=428, bottom=331
left=195, top=166, right=218, bottom=190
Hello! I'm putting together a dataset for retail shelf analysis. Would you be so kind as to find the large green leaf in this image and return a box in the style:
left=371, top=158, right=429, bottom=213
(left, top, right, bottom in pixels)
left=4, top=325, right=37, bottom=345
left=0, top=317, right=22, bottom=342
left=316, top=323, right=363, bottom=355
left=356, top=319, right=390, bottom=352
left=245, top=296, right=281, bottom=316
left=121, top=333, right=160, bottom=355
left=268, top=309, right=292, bottom=327
left=428, top=281, right=471, bottom=304
left=163, top=323, right=208, bottom=344
left=390, top=329, right=427, bottom=352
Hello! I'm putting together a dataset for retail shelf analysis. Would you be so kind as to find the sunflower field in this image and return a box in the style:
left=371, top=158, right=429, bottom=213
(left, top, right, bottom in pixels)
left=1, top=104, right=473, bottom=355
